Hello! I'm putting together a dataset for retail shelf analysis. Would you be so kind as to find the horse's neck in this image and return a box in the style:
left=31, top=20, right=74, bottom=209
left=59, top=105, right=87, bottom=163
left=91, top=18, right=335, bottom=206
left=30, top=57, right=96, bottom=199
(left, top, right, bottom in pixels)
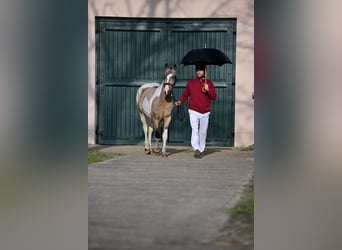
left=148, top=81, right=164, bottom=104
left=157, top=81, right=166, bottom=99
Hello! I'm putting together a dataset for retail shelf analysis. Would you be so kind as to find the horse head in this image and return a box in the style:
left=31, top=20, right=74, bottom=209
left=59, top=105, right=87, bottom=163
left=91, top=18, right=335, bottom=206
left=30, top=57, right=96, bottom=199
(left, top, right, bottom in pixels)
left=163, top=64, right=177, bottom=98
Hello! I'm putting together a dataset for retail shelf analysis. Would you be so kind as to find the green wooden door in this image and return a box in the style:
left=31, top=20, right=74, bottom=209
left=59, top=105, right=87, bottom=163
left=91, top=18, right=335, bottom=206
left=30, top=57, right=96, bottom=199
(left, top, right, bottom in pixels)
left=96, top=18, right=236, bottom=146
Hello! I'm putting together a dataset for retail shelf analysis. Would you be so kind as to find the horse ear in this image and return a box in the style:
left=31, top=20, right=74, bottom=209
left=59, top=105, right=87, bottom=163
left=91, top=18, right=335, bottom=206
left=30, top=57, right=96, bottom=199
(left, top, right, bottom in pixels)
left=165, top=63, right=169, bottom=69
left=173, top=64, right=177, bottom=70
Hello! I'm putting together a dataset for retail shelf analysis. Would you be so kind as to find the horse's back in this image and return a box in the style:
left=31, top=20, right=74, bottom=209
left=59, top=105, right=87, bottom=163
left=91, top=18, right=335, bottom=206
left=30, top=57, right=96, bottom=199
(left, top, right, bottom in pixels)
left=136, top=83, right=160, bottom=104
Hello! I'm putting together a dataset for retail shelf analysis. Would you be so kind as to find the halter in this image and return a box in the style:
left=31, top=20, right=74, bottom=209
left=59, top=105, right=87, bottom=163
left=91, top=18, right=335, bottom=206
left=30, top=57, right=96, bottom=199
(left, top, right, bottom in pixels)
left=163, top=75, right=176, bottom=88
left=163, top=81, right=175, bottom=88
left=161, top=74, right=175, bottom=104
left=163, top=74, right=176, bottom=95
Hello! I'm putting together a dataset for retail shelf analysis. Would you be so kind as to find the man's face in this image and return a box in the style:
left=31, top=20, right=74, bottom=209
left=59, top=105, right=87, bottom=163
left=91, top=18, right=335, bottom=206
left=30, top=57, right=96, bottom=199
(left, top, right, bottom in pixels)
left=196, top=68, right=205, bottom=78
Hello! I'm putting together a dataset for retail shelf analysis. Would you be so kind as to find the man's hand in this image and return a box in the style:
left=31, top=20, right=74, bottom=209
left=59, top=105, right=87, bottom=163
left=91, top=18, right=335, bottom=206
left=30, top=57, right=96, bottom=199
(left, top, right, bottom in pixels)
left=202, top=83, right=209, bottom=92
left=175, top=100, right=181, bottom=106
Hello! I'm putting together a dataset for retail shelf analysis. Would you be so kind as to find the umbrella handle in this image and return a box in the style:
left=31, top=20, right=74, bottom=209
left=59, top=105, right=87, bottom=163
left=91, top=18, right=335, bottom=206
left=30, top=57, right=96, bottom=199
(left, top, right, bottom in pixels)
left=202, top=67, right=208, bottom=93
left=202, top=78, right=209, bottom=93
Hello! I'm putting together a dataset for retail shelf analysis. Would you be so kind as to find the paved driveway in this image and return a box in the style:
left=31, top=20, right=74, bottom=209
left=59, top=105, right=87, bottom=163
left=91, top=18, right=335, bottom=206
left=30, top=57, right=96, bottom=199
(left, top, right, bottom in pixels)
left=88, top=146, right=253, bottom=250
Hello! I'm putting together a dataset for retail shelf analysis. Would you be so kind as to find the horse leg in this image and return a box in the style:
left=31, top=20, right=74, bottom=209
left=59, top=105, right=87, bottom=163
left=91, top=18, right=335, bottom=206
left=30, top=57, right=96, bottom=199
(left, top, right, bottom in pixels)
left=147, top=126, right=153, bottom=155
left=139, top=113, right=152, bottom=154
left=161, top=116, right=171, bottom=157
left=161, top=128, right=168, bottom=157
left=153, top=120, right=161, bottom=154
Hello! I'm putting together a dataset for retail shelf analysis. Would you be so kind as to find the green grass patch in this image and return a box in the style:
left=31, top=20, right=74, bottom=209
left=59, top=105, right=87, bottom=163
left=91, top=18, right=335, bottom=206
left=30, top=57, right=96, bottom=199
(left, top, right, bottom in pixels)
left=230, top=175, right=254, bottom=217
left=88, top=150, right=123, bottom=164
left=229, top=196, right=254, bottom=215
left=213, top=173, right=254, bottom=248
left=235, top=144, right=254, bottom=151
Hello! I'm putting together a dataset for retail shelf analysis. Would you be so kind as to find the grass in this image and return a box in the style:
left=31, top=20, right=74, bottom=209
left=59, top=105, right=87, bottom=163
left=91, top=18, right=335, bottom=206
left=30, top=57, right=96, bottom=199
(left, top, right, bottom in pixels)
left=229, top=199, right=254, bottom=215
left=88, top=149, right=123, bottom=164
left=235, top=144, right=254, bottom=151
left=212, top=172, right=254, bottom=248
left=229, top=194, right=254, bottom=216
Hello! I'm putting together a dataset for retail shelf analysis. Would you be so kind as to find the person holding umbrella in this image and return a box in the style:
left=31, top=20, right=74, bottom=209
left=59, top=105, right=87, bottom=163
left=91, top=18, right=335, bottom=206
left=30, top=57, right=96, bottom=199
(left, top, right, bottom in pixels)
left=175, top=63, right=217, bottom=159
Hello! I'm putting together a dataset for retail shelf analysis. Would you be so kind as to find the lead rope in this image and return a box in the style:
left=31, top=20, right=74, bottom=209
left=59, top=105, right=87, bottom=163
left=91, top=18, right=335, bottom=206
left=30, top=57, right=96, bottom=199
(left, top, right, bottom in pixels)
left=172, top=93, right=186, bottom=121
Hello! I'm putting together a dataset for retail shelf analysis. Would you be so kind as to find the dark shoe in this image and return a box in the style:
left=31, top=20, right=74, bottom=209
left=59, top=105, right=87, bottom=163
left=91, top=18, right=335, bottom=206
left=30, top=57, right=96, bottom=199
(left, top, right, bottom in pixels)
left=194, top=150, right=202, bottom=159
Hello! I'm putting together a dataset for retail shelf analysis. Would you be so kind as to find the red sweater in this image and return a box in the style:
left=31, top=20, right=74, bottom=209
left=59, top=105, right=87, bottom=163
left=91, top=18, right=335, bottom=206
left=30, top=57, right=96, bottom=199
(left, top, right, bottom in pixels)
left=178, top=77, right=217, bottom=114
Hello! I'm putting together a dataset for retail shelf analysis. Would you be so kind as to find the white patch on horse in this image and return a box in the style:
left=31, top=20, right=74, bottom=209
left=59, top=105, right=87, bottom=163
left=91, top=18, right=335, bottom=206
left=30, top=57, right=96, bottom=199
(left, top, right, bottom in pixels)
left=142, top=84, right=162, bottom=118
left=136, top=82, right=159, bottom=104
left=164, top=84, right=170, bottom=94
left=166, top=73, right=173, bottom=82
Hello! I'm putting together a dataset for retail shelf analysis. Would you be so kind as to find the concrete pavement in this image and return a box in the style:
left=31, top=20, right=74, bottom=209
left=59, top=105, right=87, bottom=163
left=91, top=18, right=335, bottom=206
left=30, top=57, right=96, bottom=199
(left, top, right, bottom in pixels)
left=88, top=145, right=254, bottom=250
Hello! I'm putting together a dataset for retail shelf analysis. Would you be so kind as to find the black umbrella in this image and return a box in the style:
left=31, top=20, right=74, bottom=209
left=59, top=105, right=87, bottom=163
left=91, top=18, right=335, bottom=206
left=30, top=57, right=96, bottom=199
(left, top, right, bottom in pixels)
left=180, top=48, right=232, bottom=66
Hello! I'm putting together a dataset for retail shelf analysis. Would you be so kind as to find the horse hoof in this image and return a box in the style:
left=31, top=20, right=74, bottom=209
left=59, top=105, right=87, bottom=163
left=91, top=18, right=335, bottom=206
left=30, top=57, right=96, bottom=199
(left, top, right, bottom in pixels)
left=162, top=153, right=168, bottom=158
left=153, top=149, right=161, bottom=155
left=146, top=150, right=152, bottom=155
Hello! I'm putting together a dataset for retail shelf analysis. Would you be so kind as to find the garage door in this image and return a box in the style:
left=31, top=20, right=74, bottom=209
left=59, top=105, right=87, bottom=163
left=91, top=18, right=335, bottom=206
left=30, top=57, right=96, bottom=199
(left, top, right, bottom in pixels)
left=95, top=17, right=236, bottom=146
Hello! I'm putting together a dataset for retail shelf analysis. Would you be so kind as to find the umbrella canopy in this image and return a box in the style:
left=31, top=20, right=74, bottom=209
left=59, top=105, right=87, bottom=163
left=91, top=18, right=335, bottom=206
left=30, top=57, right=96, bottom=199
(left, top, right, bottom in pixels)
left=180, top=48, right=232, bottom=66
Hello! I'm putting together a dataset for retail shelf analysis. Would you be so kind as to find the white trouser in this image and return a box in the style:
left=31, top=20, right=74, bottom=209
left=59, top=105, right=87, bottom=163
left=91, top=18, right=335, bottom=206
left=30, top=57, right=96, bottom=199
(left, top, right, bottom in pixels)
left=188, top=109, right=210, bottom=153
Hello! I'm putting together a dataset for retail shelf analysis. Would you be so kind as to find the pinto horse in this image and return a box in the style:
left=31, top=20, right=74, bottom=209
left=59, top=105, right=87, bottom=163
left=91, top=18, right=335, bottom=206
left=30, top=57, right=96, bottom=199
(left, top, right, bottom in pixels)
left=136, top=64, right=177, bottom=157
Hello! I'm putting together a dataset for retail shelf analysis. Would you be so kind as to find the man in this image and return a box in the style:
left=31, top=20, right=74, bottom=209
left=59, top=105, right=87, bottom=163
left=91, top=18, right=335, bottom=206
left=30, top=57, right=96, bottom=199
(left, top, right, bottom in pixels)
left=175, top=64, right=217, bottom=158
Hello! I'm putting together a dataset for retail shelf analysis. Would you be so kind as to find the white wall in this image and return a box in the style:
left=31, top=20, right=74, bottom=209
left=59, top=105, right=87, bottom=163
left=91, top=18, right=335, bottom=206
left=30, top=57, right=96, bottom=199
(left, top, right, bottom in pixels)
left=88, top=0, right=254, bottom=147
